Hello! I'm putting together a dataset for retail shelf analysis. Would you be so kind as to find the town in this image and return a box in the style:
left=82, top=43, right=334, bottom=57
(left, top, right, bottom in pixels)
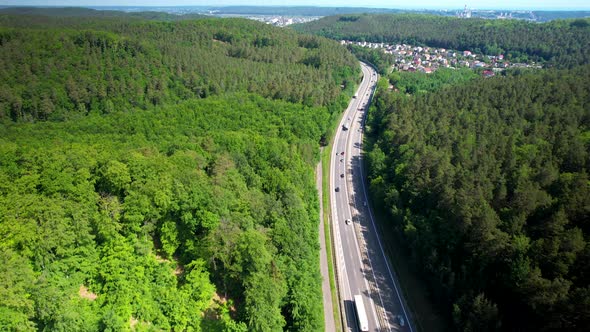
left=243, top=15, right=320, bottom=26
left=341, top=40, right=543, bottom=75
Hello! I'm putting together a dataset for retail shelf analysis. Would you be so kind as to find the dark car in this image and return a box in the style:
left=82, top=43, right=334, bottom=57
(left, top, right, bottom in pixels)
left=340, top=173, right=345, bottom=178
left=335, top=187, right=340, bottom=192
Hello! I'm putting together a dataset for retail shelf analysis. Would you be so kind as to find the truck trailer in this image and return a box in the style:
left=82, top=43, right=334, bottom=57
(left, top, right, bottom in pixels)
left=354, top=295, right=369, bottom=332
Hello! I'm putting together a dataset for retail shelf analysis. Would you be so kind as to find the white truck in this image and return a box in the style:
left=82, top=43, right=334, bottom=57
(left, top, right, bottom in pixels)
left=354, top=295, right=369, bottom=332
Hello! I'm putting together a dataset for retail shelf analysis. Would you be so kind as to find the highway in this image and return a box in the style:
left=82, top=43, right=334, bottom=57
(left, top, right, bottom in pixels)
left=329, top=62, right=414, bottom=332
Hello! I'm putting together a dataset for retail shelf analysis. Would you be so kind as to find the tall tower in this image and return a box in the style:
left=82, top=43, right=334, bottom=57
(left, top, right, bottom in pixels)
left=464, top=5, right=472, bottom=18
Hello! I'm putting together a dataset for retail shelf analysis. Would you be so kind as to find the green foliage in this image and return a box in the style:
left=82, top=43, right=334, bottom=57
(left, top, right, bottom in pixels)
left=0, top=10, right=358, bottom=330
left=0, top=16, right=358, bottom=121
left=0, top=91, right=341, bottom=329
left=0, top=249, right=36, bottom=331
left=452, top=293, right=501, bottom=332
left=365, top=66, right=590, bottom=330
left=294, top=14, right=590, bottom=68
left=390, top=67, right=478, bottom=95
left=347, top=44, right=395, bottom=75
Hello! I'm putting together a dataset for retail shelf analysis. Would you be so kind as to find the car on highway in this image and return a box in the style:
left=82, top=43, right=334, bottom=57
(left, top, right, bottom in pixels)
left=330, top=65, right=413, bottom=332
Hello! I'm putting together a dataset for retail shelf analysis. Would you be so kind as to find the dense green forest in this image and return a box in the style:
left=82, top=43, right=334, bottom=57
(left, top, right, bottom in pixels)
left=365, top=66, right=590, bottom=331
left=0, top=13, right=359, bottom=331
left=0, top=14, right=358, bottom=121
left=344, top=44, right=395, bottom=75
left=388, top=67, right=478, bottom=95
left=294, top=14, right=590, bottom=67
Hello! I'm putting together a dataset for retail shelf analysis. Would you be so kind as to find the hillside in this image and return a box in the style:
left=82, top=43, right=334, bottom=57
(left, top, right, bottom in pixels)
left=365, top=66, right=590, bottom=331
left=0, top=15, right=358, bottom=121
left=293, top=14, right=590, bottom=68
left=0, top=6, right=206, bottom=20
left=0, top=13, right=358, bottom=331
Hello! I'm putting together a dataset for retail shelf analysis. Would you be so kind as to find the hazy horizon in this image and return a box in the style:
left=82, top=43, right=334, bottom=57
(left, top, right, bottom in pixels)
left=0, top=1, right=589, bottom=11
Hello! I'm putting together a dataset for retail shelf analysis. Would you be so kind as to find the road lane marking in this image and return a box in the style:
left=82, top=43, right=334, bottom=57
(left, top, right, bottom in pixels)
left=357, top=65, right=415, bottom=332
left=347, top=65, right=392, bottom=332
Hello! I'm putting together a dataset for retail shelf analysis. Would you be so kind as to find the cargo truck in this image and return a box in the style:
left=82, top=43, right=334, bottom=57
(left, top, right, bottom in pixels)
left=354, top=295, right=369, bottom=332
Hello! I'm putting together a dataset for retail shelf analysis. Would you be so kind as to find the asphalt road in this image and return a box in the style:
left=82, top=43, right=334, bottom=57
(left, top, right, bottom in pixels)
left=329, top=62, right=415, bottom=332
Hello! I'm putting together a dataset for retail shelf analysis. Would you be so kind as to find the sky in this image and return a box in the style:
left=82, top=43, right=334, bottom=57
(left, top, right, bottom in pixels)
left=0, top=0, right=588, bottom=10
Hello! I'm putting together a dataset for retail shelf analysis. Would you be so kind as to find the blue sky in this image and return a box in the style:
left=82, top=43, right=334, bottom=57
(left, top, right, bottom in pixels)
left=0, top=0, right=588, bottom=10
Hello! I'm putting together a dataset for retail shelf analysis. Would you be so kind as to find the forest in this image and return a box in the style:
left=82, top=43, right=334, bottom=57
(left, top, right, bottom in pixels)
left=0, top=7, right=206, bottom=21
left=387, top=67, right=478, bottom=95
left=293, top=14, right=590, bottom=68
left=364, top=66, right=590, bottom=331
left=0, top=12, right=359, bottom=331
left=0, top=13, right=358, bottom=121
left=4, top=7, right=589, bottom=332
left=344, top=44, right=395, bottom=75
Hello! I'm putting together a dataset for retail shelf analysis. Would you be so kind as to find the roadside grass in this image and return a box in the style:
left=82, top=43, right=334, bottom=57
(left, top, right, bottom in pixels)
left=321, top=146, right=342, bottom=332
left=319, top=77, right=360, bottom=331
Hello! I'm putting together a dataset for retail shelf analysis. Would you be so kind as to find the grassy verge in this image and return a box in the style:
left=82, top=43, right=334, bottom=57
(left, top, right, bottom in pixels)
left=319, top=66, right=364, bottom=331
left=321, top=146, right=342, bottom=331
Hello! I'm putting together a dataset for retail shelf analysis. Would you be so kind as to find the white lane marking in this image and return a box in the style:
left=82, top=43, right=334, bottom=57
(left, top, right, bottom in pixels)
left=334, top=152, right=354, bottom=303
left=331, top=83, right=361, bottom=330
left=333, top=63, right=410, bottom=332
left=358, top=65, right=415, bottom=332
left=346, top=65, right=391, bottom=332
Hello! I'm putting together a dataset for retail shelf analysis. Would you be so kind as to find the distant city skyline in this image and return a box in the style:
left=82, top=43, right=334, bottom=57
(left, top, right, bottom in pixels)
left=0, top=0, right=589, bottom=10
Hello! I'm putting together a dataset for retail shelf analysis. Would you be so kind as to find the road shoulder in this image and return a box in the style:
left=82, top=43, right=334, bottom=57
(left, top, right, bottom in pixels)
left=317, top=156, right=336, bottom=332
